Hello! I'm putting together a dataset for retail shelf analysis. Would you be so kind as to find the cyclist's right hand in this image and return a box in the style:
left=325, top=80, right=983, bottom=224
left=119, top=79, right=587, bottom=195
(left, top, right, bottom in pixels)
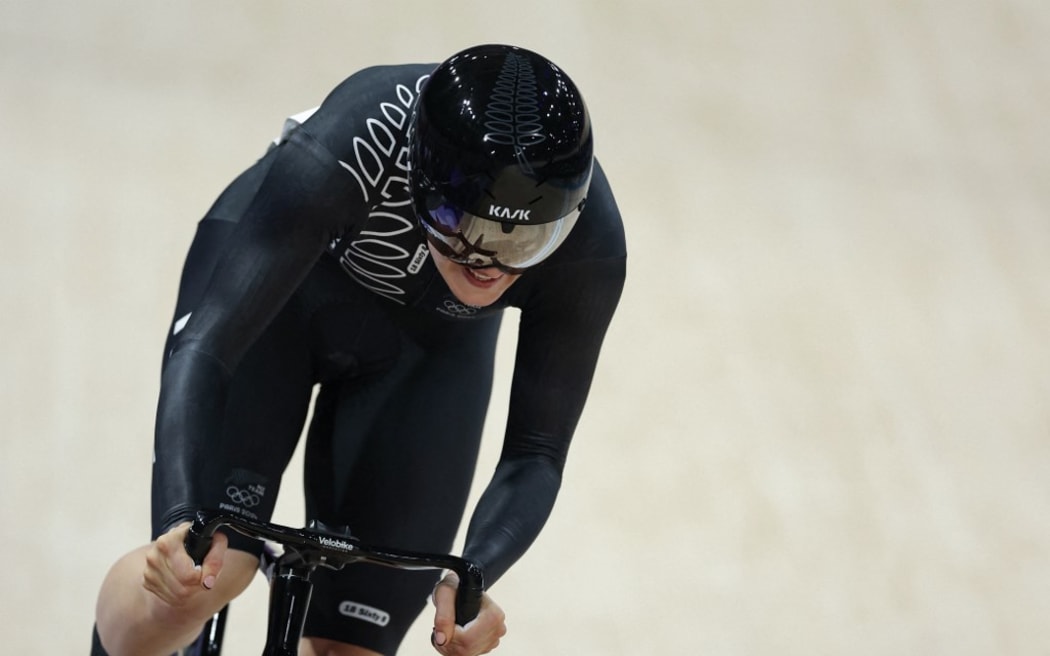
left=431, top=571, right=506, bottom=656
left=142, top=521, right=228, bottom=607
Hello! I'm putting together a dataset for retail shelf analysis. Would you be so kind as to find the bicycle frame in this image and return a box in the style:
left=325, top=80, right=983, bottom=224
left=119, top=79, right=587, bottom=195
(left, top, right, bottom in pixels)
left=180, top=510, right=485, bottom=656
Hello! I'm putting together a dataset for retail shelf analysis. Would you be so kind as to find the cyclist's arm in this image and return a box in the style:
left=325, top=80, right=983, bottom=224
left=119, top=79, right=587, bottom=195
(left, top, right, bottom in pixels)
left=462, top=254, right=626, bottom=584
left=153, top=127, right=365, bottom=531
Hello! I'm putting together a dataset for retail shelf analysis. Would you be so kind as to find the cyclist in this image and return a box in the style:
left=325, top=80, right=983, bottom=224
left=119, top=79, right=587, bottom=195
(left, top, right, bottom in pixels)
left=93, top=43, right=626, bottom=656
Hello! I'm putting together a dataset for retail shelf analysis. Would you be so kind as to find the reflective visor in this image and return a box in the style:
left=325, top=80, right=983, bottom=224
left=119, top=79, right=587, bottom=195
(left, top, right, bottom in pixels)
left=421, top=202, right=580, bottom=273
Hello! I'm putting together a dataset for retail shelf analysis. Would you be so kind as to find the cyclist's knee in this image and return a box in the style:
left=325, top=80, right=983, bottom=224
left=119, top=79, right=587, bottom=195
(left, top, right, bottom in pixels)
left=187, top=547, right=259, bottom=610
left=95, top=546, right=260, bottom=655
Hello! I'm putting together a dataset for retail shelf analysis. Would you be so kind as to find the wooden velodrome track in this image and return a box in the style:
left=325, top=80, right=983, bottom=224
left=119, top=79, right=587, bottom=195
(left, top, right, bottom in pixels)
left=3, top=1, right=1048, bottom=654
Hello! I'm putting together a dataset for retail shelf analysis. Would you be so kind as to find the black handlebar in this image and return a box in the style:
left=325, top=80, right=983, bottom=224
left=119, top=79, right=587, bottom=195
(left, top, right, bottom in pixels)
left=184, top=510, right=484, bottom=625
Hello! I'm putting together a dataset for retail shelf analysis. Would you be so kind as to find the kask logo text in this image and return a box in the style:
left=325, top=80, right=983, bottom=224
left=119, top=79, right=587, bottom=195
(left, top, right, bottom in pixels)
left=489, top=205, right=531, bottom=221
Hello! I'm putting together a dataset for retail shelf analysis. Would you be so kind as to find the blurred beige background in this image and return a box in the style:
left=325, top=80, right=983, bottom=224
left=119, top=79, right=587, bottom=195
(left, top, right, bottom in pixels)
left=3, top=1, right=1049, bottom=654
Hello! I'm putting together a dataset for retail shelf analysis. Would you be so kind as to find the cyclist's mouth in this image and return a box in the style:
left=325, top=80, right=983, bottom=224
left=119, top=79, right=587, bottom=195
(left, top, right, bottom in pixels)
left=463, top=267, right=503, bottom=286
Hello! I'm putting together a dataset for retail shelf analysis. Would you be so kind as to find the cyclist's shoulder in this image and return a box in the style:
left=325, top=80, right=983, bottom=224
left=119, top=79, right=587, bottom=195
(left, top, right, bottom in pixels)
left=288, top=62, right=434, bottom=155
left=348, top=61, right=436, bottom=84
left=554, top=157, right=627, bottom=264
left=321, top=62, right=436, bottom=112
left=504, top=159, right=625, bottom=310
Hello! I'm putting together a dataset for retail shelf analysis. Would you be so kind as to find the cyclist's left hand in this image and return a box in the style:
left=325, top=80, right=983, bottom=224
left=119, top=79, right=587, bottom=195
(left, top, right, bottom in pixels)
left=431, top=572, right=507, bottom=655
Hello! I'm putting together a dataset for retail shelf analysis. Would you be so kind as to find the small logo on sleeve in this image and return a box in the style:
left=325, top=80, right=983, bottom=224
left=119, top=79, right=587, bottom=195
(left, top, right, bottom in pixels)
left=408, top=243, right=430, bottom=274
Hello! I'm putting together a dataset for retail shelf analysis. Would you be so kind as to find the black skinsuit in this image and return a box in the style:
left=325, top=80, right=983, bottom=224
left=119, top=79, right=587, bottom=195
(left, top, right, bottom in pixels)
left=149, top=63, right=626, bottom=651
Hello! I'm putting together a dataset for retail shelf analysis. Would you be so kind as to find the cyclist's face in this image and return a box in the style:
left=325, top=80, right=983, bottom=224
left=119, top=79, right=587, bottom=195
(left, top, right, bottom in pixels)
left=429, top=242, right=521, bottom=307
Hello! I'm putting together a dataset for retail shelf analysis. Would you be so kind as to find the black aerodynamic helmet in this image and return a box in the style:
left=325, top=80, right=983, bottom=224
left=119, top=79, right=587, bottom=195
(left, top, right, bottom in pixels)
left=409, top=44, right=593, bottom=273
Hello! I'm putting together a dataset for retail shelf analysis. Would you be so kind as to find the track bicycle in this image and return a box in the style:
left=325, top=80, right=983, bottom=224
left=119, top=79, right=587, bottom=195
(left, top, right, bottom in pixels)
left=178, top=509, right=485, bottom=655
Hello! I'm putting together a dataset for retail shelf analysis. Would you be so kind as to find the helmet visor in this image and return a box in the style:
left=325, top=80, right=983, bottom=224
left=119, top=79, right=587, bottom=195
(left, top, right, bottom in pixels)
left=421, top=202, right=580, bottom=273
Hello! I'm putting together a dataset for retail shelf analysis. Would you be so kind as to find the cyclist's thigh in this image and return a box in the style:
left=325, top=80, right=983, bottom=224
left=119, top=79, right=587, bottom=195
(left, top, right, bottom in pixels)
left=151, top=217, right=315, bottom=555
left=301, top=312, right=502, bottom=653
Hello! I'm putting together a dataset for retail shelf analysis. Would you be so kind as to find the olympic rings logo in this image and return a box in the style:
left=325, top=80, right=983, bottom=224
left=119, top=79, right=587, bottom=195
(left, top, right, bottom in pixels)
left=442, top=299, right=479, bottom=316
left=226, top=485, right=261, bottom=508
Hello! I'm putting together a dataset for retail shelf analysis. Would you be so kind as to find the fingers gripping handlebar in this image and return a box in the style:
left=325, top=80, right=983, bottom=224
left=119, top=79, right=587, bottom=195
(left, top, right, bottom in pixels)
left=184, top=510, right=485, bottom=624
